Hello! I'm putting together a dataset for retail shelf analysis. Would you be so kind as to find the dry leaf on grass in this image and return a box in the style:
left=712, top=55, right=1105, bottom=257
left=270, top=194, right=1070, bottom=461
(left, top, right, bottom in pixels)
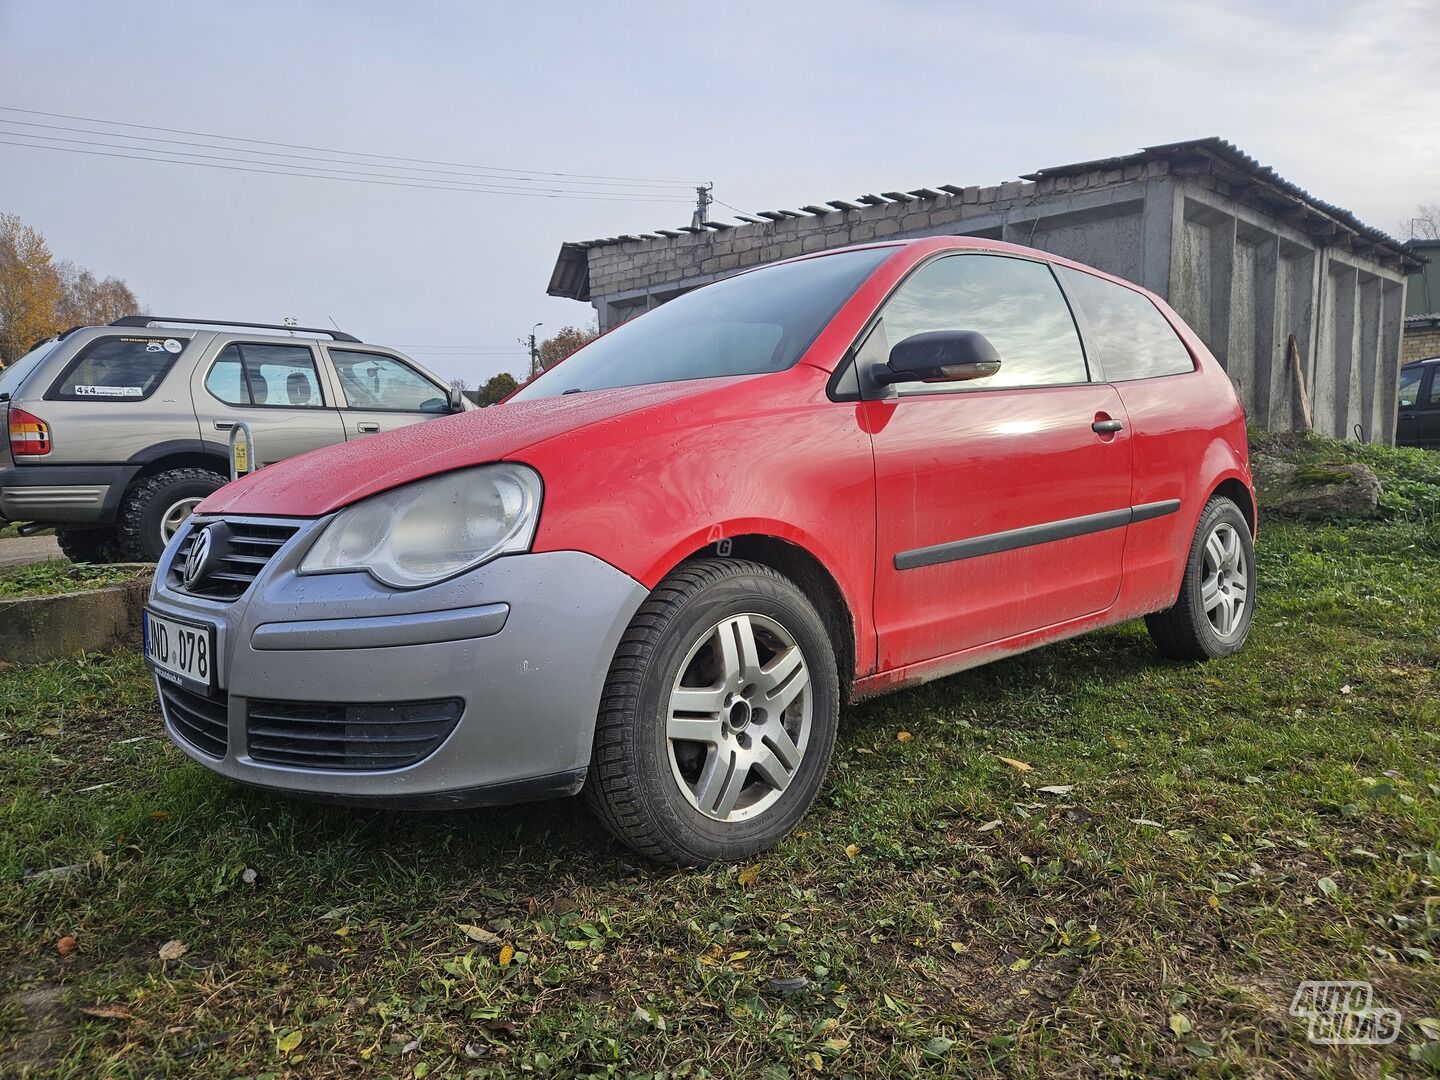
left=996, top=756, right=1032, bottom=772
left=457, top=924, right=499, bottom=944
left=56, top=935, right=76, bottom=956
left=157, top=939, right=187, bottom=962
left=79, top=1005, right=133, bottom=1021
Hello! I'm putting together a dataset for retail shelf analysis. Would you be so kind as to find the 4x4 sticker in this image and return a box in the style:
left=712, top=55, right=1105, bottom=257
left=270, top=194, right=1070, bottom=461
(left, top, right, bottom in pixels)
left=75, top=385, right=144, bottom=397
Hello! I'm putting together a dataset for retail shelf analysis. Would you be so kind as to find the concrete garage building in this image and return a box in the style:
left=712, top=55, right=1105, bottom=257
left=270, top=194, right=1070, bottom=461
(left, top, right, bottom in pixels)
left=549, top=139, right=1420, bottom=443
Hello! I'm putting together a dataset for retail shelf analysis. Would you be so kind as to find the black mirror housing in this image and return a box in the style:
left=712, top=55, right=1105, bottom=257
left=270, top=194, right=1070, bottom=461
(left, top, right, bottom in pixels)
left=876, top=330, right=1002, bottom=386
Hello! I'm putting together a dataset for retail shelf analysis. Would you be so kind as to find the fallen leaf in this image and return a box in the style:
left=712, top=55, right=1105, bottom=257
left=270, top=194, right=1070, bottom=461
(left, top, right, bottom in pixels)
left=498, top=944, right=515, bottom=967
left=1416, top=1017, right=1440, bottom=1041
left=728, top=949, right=751, bottom=962
left=1207, top=895, right=1220, bottom=911
left=457, top=924, right=499, bottom=944
left=56, top=935, right=76, bottom=956
left=844, top=843, right=860, bottom=861
left=896, top=731, right=913, bottom=743
left=1317, top=876, right=1340, bottom=899
left=414, top=1063, right=430, bottom=1078
left=148, top=810, right=170, bottom=821
left=1340, top=684, right=1353, bottom=695
left=1168, top=1013, right=1192, bottom=1037
left=949, top=941, right=966, bottom=953
left=277, top=1029, right=303, bottom=1053
left=1037, top=785, right=1074, bottom=795
left=924, top=1036, right=955, bottom=1058
left=737, top=864, right=761, bottom=887
left=241, top=868, right=257, bottom=885
left=157, top=939, right=187, bottom=962
left=484, top=1018, right=517, bottom=1035
left=1008, top=957, right=1031, bottom=972
left=1130, top=818, right=1164, bottom=828
left=806, top=1050, right=824, bottom=1072
left=977, top=819, right=1003, bottom=833
left=997, top=756, right=1032, bottom=772
left=401, top=1038, right=420, bottom=1054
left=79, top=1005, right=133, bottom=1021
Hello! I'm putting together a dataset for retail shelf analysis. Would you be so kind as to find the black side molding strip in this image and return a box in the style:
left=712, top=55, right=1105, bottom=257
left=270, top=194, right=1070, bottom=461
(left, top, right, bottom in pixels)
left=894, top=499, right=1181, bottom=571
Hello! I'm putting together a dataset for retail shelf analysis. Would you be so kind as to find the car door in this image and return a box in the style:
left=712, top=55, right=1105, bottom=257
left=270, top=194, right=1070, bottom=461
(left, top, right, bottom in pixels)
left=863, top=253, right=1133, bottom=670
left=322, top=347, right=453, bottom=437
left=1397, top=364, right=1440, bottom=449
left=191, top=339, right=347, bottom=466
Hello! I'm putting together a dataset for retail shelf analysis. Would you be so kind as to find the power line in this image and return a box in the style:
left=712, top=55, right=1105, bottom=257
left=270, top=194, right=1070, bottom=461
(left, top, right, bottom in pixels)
left=0, top=136, right=693, bottom=201
left=0, top=105, right=707, bottom=187
left=0, top=118, right=698, bottom=192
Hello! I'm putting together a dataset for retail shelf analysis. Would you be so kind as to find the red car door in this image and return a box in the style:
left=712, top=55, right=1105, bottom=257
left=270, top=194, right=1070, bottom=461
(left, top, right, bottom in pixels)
left=860, top=253, right=1134, bottom=670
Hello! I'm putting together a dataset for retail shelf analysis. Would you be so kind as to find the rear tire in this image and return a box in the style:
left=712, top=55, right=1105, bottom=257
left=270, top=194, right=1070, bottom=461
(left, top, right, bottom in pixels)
left=117, top=468, right=226, bottom=562
left=586, top=558, right=840, bottom=866
left=56, top=527, right=123, bottom=564
left=1145, top=496, right=1256, bottom=661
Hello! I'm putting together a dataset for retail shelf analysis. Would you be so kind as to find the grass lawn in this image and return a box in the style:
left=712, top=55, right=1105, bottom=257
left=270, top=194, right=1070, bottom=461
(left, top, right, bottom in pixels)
left=1, top=439, right=1438, bottom=1078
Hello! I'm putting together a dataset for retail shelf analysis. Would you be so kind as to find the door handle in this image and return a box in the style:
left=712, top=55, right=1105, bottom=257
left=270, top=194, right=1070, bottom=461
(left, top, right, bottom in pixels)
left=356, top=422, right=380, bottom=433
left=213, top=420, right=236, bottom=431
left=1092, top=418, right=1124, bottom=434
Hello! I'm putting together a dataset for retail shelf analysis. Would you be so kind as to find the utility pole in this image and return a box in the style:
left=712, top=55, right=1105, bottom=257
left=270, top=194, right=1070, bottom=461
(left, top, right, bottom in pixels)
left=529, top=322, right=543, bottom=379
left=691, top=183, right=713, bottom=229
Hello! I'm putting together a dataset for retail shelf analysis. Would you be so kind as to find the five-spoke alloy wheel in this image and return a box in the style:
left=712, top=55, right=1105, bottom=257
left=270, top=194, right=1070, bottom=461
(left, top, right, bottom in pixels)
left=587, top=558, right=839, bottom=866
left=666, top=613, right=812, bottom=822
left=1146, top=495, right=1256, bottom=660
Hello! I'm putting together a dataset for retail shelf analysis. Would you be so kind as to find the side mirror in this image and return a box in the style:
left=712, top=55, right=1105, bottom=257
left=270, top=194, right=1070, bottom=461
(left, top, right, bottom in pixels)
left=873, top=330, right=1002, bottom=386
left=447, top=387, right=466, bottom=412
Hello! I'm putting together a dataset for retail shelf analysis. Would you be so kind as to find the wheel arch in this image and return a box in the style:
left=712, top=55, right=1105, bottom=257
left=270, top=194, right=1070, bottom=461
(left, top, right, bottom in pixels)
left=659, top=532, right=858, bottom=701
left=125, top=441, right=230, bottom=485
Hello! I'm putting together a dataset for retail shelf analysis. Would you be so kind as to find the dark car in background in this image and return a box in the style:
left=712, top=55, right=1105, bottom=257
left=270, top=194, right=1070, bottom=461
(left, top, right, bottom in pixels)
left=1398, top=357, right=1440, bottom=449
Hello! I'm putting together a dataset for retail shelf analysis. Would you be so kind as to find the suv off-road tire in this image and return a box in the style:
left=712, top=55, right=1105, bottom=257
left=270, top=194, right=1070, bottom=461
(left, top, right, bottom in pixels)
left=586, top=557, right=840, bottom=866
left=117, top=467, right=227, bottom=562
left=56, top=527, right=123, bottom=564
left=1145, top=496, right=1256, bottom=661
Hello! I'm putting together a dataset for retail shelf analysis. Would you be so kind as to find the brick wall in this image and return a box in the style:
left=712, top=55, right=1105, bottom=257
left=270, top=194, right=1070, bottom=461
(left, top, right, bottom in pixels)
left=1402, top=324, right=1440, bottom=363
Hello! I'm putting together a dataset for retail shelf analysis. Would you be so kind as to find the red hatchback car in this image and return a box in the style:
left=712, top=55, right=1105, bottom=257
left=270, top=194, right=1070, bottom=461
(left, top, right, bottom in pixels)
left=144, top=236, right=1256, bottom=865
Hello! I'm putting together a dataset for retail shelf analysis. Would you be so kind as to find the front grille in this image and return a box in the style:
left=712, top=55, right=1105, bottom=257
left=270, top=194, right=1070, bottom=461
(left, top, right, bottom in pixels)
left=172, top=520, right=301, bottom=601
left=246, top=698, right=463, bottom=771
left=159, top=680, right=229, bottom=758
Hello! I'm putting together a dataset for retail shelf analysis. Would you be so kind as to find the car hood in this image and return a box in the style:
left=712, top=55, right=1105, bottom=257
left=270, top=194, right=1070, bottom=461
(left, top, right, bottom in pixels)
left=197, top=379, right=735, bottom=518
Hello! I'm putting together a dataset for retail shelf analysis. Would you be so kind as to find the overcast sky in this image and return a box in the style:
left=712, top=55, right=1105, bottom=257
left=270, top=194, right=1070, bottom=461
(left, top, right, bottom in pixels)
left=2, top=0, right=1436, bottom=383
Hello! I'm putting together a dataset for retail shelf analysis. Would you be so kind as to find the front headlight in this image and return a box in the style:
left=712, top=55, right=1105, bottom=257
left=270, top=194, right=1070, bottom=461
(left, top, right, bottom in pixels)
left=299, top=464, right=542, bottom=589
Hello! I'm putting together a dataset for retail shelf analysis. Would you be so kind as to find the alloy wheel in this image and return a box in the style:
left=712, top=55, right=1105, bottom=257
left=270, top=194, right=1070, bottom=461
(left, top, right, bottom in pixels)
left=1200, top=521, right=1249, bottom=640
left=666, top=613, right=812, bottom=822
left=159, top=497, right=204, bottom=548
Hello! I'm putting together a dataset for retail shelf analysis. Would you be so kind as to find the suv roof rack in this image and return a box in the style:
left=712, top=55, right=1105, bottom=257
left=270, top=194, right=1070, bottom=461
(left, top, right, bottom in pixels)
left=109, top=315, right=362, bottom=343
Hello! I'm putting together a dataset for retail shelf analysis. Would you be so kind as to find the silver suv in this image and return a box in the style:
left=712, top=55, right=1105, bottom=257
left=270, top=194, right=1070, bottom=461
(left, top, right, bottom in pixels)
left=0, top=317, right=469, bottom=562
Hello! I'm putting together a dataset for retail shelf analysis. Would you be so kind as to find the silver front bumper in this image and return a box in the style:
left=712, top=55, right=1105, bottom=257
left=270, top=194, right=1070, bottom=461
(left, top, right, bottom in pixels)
left=147, top=516, right=648, bottom=803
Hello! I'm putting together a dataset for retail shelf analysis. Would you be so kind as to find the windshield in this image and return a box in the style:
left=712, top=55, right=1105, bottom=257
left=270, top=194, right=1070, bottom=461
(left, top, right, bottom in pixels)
left=513, top=246, right=893, bottom=399
left=0, top=339, right=58, bottom=399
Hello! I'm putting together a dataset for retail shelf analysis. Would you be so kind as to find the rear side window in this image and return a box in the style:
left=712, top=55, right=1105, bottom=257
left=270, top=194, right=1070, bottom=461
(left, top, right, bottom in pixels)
left=46, top=335, right=190, bottom=401
left=205, top=343, right=326, bottom=408
left=1057, top=268, right=1194, bottom=381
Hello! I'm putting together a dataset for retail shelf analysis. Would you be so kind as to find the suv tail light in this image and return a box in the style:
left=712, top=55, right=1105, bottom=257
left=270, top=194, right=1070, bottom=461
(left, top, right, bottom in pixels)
left=9, top=408, right=51, bottom=456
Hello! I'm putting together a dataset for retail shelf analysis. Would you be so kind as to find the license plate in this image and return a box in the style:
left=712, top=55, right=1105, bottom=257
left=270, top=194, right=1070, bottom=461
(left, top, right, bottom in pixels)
left=143, top=609, right=216, bottom=692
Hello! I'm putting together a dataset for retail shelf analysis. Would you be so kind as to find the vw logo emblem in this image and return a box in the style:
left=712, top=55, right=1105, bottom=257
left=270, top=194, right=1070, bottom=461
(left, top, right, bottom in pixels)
left=183, top=526, right=214, bottom=589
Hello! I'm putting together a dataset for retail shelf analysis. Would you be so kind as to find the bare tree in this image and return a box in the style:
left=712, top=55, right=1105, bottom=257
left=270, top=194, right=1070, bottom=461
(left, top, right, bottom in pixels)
left=1402, top=202, right=1440, bottom=241
left=448, top=377, right=470, bottom=392
left=55, top=261, right=138, bottom=327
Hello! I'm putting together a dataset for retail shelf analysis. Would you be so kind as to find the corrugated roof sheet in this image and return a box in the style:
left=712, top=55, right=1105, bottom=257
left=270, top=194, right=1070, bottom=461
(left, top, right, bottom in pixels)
left=550, top=138, right=1419, bottom=301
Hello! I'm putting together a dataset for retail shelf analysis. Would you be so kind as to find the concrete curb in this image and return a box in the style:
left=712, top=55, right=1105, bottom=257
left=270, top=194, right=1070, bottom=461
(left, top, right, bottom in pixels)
left=0, top=570, right=153, bottom=664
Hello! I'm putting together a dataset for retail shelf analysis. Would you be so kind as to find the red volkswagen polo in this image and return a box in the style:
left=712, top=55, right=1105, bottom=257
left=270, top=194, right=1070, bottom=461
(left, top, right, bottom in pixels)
left=144, top=236, right=1256, bottom=865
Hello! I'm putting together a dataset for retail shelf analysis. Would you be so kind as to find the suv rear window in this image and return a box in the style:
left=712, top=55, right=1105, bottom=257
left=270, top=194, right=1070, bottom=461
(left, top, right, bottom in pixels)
left=46, top=335, right=190, bottom=401
left=1056, top=267, right=1195, bottom=381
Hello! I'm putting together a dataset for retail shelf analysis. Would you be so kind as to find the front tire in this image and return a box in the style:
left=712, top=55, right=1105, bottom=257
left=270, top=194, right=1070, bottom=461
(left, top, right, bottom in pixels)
left=57, top=527, right=123, bottom=564
left=586, top=558, right=840, bottom=866
left=1145, top=496, right=1256, bottom=660
left=117, top=468, right=227, bottom=562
